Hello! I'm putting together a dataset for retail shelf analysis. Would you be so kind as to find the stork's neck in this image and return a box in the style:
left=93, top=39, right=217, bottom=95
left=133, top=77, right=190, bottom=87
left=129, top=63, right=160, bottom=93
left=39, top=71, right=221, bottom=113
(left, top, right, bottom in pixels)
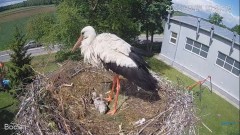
left=80, top=32, right=96, bottom=57
left=80, top=32, right=98, bottom=66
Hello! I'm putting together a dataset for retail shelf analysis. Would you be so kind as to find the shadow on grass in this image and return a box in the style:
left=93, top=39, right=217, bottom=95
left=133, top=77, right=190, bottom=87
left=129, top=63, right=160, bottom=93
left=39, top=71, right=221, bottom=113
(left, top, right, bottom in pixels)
left=0, top=109, right=15, bottom=134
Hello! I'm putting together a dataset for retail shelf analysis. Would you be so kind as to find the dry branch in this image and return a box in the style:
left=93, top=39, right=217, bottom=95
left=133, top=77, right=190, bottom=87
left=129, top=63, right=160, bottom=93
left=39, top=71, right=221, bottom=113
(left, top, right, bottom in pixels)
left=15, top=61, right=198, bottom=135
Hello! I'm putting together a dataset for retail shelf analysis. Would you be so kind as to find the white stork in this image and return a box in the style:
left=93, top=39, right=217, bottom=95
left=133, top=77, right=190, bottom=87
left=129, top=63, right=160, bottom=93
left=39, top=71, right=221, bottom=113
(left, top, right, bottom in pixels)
left=72, top=26, right=158, bottom=115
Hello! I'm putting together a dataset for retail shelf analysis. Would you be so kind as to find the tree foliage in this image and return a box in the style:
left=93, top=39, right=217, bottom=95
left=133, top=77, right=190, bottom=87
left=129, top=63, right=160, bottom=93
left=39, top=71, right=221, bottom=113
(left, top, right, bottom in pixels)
left=27, top=0, right=141, bottom=47
left=208, top=13, right=223, bottom=25
left=7, top=27, right=34, bottom=87
left=27, top=0, right=172, bottom=54
left=130, top=0, right=172, bottom=51
left=52, top=0, right=87, bottom=47
left=52, top=0, right=140, bottom=44
left=231, top=25, right=240, bottom=35
left=26, top=14, right=56, bottom=42
left=101, top=0, right=140, bottom=42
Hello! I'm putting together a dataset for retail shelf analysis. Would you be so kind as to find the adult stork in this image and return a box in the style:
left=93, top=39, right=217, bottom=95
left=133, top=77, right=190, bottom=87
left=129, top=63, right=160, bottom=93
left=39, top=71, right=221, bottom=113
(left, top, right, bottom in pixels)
left=72, top=26, right=158, bottom=115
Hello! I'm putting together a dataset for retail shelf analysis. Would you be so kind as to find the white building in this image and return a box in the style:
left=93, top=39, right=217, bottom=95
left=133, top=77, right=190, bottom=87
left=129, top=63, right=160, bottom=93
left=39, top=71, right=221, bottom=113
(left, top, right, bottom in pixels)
left=159, top=16, right=239, bottom=108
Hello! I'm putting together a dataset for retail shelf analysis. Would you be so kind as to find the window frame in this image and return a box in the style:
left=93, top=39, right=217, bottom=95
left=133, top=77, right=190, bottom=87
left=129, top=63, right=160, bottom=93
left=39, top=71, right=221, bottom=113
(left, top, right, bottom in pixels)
left=216, top=52, right=240, bottom=77
left=169, top=31, right=178, bottom=45
left=184, top=38, right=209, bottom=59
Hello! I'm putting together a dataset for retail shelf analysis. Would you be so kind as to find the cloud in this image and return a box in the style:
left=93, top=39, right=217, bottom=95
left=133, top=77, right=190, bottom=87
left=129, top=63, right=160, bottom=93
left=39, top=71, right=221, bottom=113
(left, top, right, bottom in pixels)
left=172, top=0, right=239, bottom=28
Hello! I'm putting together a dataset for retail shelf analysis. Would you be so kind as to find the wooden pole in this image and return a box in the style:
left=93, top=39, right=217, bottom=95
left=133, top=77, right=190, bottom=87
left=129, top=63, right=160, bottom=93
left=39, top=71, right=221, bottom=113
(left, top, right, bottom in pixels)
left=199, top=83, right=202, bottom=101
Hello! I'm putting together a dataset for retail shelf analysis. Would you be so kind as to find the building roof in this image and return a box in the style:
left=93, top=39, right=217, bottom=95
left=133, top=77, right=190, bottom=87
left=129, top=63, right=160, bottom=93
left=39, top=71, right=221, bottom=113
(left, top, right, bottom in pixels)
left=170, top=16, right=240, bottom=45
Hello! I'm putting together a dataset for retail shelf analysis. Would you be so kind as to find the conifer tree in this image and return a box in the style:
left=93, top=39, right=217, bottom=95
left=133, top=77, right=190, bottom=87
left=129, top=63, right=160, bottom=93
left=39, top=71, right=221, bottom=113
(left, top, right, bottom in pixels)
left=8, top=27, right=34, bottom=87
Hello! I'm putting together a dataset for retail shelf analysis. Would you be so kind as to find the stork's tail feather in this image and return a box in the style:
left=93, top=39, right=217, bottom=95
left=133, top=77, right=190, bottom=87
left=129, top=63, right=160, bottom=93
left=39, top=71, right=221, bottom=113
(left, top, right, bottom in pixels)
left=104, top=62, right=158, bottom=91
left=129, top=67, right=159, bottom=91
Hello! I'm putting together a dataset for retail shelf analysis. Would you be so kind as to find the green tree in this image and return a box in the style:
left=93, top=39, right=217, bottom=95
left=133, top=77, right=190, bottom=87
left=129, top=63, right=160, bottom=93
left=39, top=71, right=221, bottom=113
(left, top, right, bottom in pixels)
left=231, top=25, right=240, bottom=35
left=50, top=0, right=87, bottom=47
left=48, top=0, right=139, bottom=46
left=8, top=27, right=34, bottom=87
left=26, top=14, right=56, bottom=42
left=208, top=12, right=223, bottom=25
left=130, top=0, right=172, bottom=52
left=103, top=0, right=140, bottom=42
left=27, top=0, right=170, bottom=54
left=146, top=0, right=171, bottom=42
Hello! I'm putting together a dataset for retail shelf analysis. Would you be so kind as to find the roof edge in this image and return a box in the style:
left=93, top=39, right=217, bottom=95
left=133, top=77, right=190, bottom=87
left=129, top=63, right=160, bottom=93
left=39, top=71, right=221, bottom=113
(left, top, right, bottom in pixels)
left=170, top=17, right=240, bottom=46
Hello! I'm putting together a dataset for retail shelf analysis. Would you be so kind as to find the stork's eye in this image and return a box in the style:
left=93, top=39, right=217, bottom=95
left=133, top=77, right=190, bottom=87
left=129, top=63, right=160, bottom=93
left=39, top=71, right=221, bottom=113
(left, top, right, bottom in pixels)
left=81, top=32, right=85, bottom=35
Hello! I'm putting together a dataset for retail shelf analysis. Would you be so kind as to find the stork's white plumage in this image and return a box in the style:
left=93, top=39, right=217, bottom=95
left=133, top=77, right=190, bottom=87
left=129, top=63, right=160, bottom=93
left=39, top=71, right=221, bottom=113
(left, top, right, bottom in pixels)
left=72, top=26, right=158, bottom=115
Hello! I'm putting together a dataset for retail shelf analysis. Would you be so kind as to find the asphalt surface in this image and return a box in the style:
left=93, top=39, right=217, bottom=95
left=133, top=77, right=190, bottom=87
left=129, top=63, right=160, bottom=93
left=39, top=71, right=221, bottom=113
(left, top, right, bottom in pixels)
left=0, top=45, right=60, bottom=62
left=138, top=34, right=163, bottom=43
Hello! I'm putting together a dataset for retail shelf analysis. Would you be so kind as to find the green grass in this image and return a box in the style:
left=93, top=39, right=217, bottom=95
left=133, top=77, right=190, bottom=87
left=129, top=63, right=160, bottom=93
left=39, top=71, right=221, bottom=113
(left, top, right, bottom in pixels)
left=0, top=92, right=17, bottom=109
left=146, top=57, right=239, bottom=135
left=0, top=16, right=30, bottom=51
left=4, top=53, right=59, bottom=73
left=31, top=53, right=59, bottom=73
left=0, top=5, right=56, bottom=51
left=0, top=5, right=54, bottom=16
left=0, top=91, right=19, bottom=134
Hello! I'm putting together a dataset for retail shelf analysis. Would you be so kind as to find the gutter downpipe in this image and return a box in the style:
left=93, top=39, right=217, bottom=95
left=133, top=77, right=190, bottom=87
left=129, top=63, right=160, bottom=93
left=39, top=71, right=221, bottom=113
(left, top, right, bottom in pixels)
left=196, top=18, right=201, bottom=38
left=172, top=21, right=182, bottom=66
left=230, top=32, right=236, bottom=52
left=210, top=25, right=214, bottom=42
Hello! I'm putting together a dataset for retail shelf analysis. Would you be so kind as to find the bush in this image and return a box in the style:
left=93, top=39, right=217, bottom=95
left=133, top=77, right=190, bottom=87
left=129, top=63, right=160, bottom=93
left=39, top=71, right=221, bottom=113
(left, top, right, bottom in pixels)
left=7, top=27, right=34, bottom=87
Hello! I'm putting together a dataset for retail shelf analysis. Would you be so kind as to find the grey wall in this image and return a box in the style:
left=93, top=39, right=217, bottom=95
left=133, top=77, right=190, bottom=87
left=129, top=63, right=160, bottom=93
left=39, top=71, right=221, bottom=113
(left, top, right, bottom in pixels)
left=160, top=20, right=240, bottom=108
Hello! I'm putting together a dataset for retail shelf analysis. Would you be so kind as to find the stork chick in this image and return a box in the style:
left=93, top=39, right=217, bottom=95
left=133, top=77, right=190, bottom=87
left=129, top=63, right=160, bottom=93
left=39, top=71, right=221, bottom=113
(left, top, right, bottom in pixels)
left=92, top=92, right=108, bottom=114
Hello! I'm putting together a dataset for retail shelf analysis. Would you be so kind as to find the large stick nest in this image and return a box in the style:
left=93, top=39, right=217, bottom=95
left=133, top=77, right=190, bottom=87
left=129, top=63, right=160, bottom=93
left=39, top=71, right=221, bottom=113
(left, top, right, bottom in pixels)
left=15, top=60, right=198, bottom=135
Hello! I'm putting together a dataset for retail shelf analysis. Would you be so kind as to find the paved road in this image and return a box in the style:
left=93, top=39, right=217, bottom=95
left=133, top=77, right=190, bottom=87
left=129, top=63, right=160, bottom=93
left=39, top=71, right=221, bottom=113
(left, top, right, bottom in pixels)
left=0, top=34, right=163, bottom=62
left=0, top=45, right=60, bottom=62
left=138, top=34, right=163, bottom=43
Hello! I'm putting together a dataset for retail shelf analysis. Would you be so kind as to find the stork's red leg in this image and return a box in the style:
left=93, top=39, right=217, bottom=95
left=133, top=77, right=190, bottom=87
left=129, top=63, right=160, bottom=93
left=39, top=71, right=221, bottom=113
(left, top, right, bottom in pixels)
left=105, top=75, right=117, bottom=102
left=107, top=75, right=120, bottom=115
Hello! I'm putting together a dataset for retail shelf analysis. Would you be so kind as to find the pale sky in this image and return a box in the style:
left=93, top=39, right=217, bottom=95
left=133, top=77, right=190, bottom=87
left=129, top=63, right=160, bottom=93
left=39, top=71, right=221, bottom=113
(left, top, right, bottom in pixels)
left=172, top=0, right=240, bottom=28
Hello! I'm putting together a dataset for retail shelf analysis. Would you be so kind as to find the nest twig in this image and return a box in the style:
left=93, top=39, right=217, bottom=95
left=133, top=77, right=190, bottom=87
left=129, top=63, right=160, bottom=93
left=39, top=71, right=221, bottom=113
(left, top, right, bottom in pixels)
left=15, top=61, right=91, bottom=135
left=15, top=61, right=198, bottom=135
left=126, top=72, right=199, bottom=135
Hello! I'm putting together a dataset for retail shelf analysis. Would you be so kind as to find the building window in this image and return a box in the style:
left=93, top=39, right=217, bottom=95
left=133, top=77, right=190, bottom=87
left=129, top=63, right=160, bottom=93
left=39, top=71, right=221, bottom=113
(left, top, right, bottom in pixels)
left=185, top=38, right=209, bottom=58
left=216, top=52, right=240, bottom=76
left=170, top=32, right=177, bottom=44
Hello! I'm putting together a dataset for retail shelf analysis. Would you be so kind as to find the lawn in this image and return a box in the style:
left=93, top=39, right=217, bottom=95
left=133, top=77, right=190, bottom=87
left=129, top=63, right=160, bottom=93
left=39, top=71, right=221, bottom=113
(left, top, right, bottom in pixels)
left=4, top=53, right=59, bottom=74
left=0, top=91, right=18, bottom=109
left=0, top=5, right=56, bottom=51
left=31, top=53, right=59, bottom=74
left=0, top=91, right=19, bottom=134
left=0, top=5, right=56, bottom=23
left=146, top=57, right=239, bottom=135
left=0, top=16, right=30, bottom=51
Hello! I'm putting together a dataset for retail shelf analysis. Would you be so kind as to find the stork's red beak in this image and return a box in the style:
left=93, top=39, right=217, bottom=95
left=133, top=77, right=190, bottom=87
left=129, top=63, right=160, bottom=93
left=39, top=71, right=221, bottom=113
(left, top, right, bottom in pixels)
left=71, top=35, right=83, bottom=52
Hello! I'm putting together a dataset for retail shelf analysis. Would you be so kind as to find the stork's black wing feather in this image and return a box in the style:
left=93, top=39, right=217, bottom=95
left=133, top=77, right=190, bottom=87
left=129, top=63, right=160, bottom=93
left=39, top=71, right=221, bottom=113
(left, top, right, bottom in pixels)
left=103, top=62, right=158, bottom=91
left=130, top=46, right=153, bottom=57
left=129, top=52, right=149, bottom=72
